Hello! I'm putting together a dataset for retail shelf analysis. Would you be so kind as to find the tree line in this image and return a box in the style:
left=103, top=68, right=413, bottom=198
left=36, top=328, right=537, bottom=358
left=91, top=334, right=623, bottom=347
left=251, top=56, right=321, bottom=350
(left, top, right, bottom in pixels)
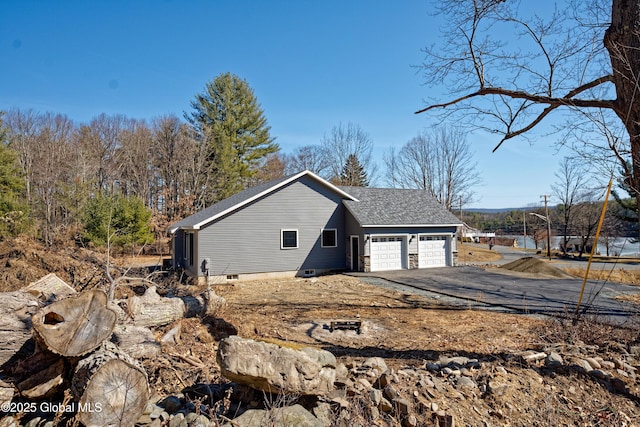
left=0, top=72, right=481, bottom=248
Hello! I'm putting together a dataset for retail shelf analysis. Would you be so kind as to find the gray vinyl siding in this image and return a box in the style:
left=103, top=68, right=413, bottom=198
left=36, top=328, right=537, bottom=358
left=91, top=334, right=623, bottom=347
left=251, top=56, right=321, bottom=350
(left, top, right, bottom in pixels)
left=345, top=207, right=365, bottom=254
left=197, top=175, right=346, bottom=276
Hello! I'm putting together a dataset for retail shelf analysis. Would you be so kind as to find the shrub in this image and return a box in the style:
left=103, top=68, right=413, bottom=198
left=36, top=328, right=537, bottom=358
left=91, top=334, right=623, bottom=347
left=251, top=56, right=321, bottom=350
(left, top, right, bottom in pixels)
left=82, top=193, right=153, bottom=248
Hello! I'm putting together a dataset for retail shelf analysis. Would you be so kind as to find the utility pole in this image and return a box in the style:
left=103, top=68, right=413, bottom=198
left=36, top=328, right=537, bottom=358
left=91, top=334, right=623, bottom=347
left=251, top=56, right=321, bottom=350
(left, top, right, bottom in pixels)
left=523, top=211, right=527, bottom=253
left=543, top=195, right=551, bottom=260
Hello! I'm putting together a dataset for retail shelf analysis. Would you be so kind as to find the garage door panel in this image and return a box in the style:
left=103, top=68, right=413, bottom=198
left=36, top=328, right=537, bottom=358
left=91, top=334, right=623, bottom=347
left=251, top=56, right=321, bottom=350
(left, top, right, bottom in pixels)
left=419, top=236, right=447, bottom=268
left=371, top=236, right=405, bottom=271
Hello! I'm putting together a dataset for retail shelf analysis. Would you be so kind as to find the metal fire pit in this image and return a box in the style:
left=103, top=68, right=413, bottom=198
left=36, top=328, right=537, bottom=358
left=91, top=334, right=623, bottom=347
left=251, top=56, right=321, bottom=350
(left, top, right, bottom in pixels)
left=329, top=320, right=362, bottom=334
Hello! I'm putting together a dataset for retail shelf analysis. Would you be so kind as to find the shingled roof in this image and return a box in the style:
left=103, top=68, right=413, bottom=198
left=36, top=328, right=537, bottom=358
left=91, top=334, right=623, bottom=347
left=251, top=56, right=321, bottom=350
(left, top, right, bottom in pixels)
left=340, top=186, right=462, bottom=227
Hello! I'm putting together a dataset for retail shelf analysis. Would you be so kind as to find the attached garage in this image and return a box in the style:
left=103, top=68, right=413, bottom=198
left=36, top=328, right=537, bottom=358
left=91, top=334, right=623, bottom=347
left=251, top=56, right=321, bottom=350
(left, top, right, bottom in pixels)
left=341, top=186, right=463, bottom=273
left=418, top=235, right=448, bottom=268
left=370, top=236, right=407, bottom=272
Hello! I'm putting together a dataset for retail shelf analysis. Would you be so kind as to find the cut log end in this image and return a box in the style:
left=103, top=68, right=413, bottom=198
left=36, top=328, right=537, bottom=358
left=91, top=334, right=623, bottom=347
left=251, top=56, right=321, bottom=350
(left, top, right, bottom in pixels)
left=73, top=342, right=149, bottom=427
left=32, top=289, right=117, bottom=357
left=76, top=359, right=149, bottom=427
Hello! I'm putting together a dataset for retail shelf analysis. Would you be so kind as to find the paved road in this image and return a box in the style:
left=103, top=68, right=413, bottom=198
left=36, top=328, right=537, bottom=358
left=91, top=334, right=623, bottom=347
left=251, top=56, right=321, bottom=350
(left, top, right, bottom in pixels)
left=351, top=247, right=640, bottom=324
left=475, top=242, right=640, bottom=271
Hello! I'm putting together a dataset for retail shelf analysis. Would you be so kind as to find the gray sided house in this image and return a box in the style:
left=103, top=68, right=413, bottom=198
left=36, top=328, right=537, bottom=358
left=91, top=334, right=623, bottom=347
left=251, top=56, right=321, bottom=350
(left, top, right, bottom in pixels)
left=169, top=171, right=462, bottom=282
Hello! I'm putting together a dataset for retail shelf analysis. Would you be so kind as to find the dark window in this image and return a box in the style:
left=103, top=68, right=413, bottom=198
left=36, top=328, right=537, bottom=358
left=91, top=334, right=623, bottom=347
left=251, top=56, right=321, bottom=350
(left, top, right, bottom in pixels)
left=321, top=229, right=337, bottom=248
left=186, top=232, right=194, bottom=266
left=281, top=229, right=298, bottom=249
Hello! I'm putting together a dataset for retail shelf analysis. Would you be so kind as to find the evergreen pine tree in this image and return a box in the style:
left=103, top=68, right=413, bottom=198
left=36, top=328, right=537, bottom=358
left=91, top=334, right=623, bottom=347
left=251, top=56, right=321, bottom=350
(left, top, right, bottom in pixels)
left=612, top=161, right=639, bottom=239
left=186, top=73, right=279, bottom=204
left=338, top=153, right=369, bottom=187
left=82, top=193, right=153, bottom=247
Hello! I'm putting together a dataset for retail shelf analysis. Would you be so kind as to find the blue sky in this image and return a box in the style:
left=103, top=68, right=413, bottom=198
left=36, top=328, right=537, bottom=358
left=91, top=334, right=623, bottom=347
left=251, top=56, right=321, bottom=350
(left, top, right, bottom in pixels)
left=0, top=0, right=573, bottom=209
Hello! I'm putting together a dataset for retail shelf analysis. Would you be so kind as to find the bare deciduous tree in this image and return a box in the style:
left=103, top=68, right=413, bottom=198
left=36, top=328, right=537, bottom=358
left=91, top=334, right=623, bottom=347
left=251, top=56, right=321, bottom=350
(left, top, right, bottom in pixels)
left=574, top=199, right=603, bottom=258
left=118, top=119, right=154, bottom=205
left=30, top=113, right=75, bottom=245
left=81, top=113, right=127, bottom=194
left=416, top=0, right=640, bottom=234
left=284, top=145, right=330, bottom=177
left=551, top=157, right=593, bottom=255
left=321, top=122, right=377, bottom=183
left=5, top=108, right=38, bottom=204
left=384, top=126, right=480, bottom=210
left=151, top=115, right=209, bottom=221
left=251, top=153, right=286, bottom=184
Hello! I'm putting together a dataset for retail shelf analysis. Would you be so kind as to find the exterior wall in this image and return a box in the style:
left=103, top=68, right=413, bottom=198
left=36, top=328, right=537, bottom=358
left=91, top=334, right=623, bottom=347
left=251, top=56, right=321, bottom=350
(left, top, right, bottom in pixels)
left=409, top=253, right=418, bottom=269
left=173, top=230, right=185, bottom=268
left=361, top=226, right=458, bottom=272
left=195, top=175, right=347, bottom=276
left=173, top=229, right=199, bottom=276
left=344, top=209, right=365, bottom=271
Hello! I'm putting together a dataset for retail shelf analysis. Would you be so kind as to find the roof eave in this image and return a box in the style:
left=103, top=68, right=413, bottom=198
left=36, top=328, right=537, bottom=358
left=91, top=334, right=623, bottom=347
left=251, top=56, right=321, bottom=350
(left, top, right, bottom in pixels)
left=361, top=223, right=463, bottom=228
left=187, top=170, right=358, bottom=231
left=168, top=225, right=197, bottom=234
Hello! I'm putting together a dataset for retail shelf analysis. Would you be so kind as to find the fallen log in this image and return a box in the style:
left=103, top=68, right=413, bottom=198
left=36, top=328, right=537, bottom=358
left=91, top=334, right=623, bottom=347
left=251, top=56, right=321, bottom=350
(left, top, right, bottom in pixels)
left=72, top=341, right=149, bottom=427
left=32, top=289, right=117, bottom=357
left=111, top=325, right=160, bottom=359
left=0, top=379, right=13, bottom=407
left=23, top=273, right=76, bottom=302
left=125, top=286, right=187, bottom=327
left=0, top=291, right=40, bottom=367
left=14, top=351, right=66, bottom=399
left=123, top=286, right=224, bottom=327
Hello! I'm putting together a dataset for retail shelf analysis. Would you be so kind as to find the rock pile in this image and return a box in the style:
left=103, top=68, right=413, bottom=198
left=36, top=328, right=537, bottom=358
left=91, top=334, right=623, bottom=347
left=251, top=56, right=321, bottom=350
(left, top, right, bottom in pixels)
left=116, top=338, right=639, bottom=427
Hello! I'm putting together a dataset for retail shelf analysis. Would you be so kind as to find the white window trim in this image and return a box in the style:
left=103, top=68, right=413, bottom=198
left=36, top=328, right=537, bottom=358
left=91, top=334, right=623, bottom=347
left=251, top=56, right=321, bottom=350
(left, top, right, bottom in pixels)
left=281, top=229, right=299, bottom=249
left=321, top=228, right=338, bottom=248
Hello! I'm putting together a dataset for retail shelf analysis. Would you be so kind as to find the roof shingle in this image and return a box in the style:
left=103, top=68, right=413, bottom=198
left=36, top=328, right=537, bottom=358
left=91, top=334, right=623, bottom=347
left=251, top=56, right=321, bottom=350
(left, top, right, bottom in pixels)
left=340, top=186, right=462, bottom=226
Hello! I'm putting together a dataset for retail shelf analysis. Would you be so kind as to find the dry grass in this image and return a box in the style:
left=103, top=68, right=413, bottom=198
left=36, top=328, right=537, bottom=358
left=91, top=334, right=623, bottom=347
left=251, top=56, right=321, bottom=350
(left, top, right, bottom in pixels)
left=457, top=243, right=502, bottom=263
left=562, top=266, right=640, bottom=286
left=534, top=309, right=637, bottom=348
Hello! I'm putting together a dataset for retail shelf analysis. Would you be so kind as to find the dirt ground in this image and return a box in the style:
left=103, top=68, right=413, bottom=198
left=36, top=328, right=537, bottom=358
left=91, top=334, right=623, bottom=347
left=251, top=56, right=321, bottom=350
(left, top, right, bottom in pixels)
left=211, top=274, right=640, bottom=425
left=216, top=274, right=538, bottom=356
left=4, top=238, right=640, bottom=425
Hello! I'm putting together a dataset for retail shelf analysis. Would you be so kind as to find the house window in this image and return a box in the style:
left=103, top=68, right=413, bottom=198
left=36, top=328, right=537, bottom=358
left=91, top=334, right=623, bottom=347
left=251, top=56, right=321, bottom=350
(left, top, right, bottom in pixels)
left=281, top=229, right=298, bottom=249
left=321, top=229, right=337, bottom=248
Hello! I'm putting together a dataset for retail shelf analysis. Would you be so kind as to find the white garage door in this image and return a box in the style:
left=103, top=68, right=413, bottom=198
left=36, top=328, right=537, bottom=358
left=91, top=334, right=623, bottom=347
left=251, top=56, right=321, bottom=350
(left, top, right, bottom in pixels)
left=418, top=235, right=448, bottom=268
left=370, top=236, right=406, bottom=271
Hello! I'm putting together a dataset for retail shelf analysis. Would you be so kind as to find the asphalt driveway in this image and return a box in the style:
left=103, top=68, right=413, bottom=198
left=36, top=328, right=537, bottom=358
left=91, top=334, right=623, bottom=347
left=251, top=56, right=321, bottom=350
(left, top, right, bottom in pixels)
left=351, top=265, right=640, bottom=324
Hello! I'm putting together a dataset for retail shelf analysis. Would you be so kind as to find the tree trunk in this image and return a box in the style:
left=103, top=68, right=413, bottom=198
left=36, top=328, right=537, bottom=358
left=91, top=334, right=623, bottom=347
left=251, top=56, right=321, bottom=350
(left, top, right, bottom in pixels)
left=125, top=286, right=189, bottom=327
left=122, top=286, right=224, bottom=327
left=0, top=379, right=14, bottom=407
left=111, top=325, right=161, bottom=359
left=72, top=341, right=149, bottom=427
left=14, top=350, right=66, bottom=399
left=32, top=289, right=117, bottom=357
left=23, top=272, right=77, bottom=301
left=0, top=291, right=40, bottom=367
left=605, top=0, right=640, bottom=238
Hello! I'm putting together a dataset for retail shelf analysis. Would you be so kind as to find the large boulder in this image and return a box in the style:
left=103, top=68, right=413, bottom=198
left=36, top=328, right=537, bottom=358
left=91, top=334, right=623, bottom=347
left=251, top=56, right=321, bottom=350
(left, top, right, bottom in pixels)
left=226, top=404, right=324, bottom=427
left=216, top=336, right=336, bottom=395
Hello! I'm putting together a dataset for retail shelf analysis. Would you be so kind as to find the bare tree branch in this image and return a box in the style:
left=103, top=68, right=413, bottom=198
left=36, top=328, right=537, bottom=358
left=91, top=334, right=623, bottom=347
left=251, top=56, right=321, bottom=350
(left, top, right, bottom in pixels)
left=415, top=75, right=616, bottom=116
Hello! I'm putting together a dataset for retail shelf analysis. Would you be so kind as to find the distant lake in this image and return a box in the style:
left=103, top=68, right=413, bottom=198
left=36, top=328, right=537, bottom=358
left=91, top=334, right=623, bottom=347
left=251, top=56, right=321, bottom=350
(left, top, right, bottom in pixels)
left=500, top=235, right=640, bottom=257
